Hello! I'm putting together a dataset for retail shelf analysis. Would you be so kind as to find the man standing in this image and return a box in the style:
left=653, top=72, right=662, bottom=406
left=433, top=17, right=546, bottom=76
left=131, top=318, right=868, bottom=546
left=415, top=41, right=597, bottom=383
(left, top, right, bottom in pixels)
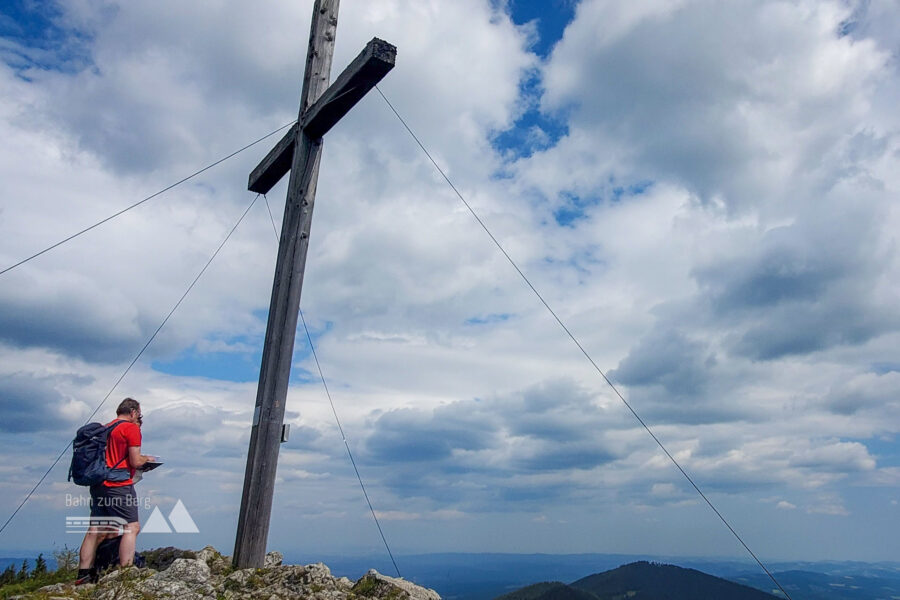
left=76, top=398, right=153, bottom=583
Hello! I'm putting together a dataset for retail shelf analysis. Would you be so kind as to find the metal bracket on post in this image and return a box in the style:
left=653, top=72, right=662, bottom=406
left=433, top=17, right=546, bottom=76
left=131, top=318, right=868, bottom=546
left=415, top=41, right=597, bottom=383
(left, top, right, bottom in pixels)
left=281, top=424, right=290, bottom=444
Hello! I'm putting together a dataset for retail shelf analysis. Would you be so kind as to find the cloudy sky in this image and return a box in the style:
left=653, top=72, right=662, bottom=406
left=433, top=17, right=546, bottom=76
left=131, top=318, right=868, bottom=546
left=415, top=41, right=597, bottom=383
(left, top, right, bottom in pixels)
left=0, top=0, right=898, bottom=565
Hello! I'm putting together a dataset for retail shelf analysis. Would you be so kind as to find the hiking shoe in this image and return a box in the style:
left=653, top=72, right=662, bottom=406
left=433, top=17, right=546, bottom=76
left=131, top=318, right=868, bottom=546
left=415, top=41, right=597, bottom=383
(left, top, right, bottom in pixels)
left=74, top=568, right=98, bottom=584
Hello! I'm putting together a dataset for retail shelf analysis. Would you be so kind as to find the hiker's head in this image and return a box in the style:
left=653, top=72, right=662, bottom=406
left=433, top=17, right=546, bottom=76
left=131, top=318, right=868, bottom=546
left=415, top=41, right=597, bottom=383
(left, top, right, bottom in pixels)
left=116, top=397, right=142, bottom=426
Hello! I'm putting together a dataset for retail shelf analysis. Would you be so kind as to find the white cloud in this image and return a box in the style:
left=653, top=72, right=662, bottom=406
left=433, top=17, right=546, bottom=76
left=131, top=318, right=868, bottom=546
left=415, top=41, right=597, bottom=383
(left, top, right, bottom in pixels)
left=0, top=0, right=898, bottom=562
left=807, top=496, right=850, bottom=516
left=650, top=483, right=678, bottom=497
left=537, top=0, right=890, bottom=212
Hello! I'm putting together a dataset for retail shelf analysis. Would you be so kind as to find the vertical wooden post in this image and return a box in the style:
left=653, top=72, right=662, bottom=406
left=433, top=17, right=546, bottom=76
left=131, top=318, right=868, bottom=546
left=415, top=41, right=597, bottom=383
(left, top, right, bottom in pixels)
left=233, top=0, right=340, bottom=569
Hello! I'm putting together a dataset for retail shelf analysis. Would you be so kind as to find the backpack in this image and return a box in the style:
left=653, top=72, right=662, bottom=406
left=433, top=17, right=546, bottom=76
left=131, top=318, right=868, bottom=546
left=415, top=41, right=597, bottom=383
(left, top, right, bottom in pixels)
left=95, top=536, right=144, bottom=570
left=68, top=420, right=131, bottom=486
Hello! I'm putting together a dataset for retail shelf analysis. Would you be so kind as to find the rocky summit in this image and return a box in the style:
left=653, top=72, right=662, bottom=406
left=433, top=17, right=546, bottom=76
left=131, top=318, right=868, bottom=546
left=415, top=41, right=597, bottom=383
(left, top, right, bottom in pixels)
left=15, top=546, right=442, bottom=600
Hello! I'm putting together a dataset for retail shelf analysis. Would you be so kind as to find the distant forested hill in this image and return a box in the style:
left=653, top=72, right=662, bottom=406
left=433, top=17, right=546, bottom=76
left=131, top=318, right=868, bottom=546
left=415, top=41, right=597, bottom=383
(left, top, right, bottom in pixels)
left=730, top=569, right=900, bottom=600
left=496, top=581, right=600, bottom=600
left=496, top=561, right=777, bottom=600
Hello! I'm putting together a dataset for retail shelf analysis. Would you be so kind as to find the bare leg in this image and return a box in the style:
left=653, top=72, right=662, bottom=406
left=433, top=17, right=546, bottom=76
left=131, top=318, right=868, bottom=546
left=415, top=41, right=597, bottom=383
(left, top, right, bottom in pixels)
left=79, top=528, right=108, bottom=569
left=118, top=521, right=140, bottom=566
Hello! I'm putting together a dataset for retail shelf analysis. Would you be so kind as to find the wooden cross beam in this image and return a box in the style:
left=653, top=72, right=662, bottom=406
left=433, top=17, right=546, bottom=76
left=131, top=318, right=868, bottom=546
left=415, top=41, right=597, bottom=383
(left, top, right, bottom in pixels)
left=248, top=38, right=396, bottom=194
left=234, top=0, right=395, bottom=569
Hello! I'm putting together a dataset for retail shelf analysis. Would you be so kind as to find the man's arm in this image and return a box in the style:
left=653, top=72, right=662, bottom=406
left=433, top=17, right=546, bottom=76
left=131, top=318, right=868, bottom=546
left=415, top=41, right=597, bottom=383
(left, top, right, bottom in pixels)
left=127, top=446, right=153, bottom=469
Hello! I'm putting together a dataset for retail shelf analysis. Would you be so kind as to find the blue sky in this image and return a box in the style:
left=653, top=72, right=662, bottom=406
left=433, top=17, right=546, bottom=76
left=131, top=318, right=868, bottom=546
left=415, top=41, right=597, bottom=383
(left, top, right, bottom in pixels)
left=0, top=0, right=899, bottom=566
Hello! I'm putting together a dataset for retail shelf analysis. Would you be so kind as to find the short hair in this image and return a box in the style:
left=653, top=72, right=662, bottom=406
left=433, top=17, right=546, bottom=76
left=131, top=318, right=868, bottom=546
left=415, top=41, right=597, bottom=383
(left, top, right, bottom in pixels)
left=116, top=398, right=141, bottom=415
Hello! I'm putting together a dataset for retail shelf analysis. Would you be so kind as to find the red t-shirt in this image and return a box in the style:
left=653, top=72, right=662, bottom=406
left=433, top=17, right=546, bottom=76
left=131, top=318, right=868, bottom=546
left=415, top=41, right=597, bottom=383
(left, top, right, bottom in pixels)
left=103, top=419, right=142, bottom=487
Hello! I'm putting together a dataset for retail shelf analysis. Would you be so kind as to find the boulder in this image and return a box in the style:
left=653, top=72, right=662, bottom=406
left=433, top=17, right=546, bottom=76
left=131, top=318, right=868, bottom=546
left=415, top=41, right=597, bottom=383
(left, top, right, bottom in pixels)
left=353, top=569, right=442, bottom=600
left=196, top=544, right=232, bottom=575
left=153, top=558, right=210, bottom=585
left=194, top=545, right=220, bottom=564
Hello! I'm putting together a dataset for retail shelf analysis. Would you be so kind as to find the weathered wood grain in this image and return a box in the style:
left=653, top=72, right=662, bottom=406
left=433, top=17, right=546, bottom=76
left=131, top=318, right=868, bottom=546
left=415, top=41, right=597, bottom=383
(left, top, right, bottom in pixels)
left=233, top=0, right=339, bottom=569
left=247, top=124, right=297, bottom=195
left=247, top=38, right=396, bottom=195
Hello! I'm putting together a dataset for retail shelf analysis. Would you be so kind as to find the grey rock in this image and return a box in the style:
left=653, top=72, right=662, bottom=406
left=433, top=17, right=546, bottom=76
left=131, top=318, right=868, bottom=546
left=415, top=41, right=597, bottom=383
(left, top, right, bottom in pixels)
left=355, top=569, right=442, bottom=600
left=195, top=545, right=232, bottom=576
left=139, top=558, right=215, bottom=599
left=22, top=546, right=441, bottom=600
left=195, top=545, right=220, bottom=564
left=223, top=566, right=256, bottom=586
left=139, top=578, right=209, bottom=600
left=264, top=550, right=283, bottom=568
left=94, top=566, right=155, bottom=600
left=152, top=557, right=210, bottom=584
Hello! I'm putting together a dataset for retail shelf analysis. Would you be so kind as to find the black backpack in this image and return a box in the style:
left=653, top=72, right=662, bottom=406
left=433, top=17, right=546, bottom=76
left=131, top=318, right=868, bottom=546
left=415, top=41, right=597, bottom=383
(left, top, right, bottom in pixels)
left=68, top=420, right=131, bottom=486
left=95, top=536, right=144, bottom=570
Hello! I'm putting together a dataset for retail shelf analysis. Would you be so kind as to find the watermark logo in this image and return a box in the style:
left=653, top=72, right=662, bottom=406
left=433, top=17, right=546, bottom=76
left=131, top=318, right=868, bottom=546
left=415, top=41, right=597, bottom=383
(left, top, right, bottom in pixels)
left=65, top=496, right=199, bottom=534
left=144, top=500, right=199, bottom=534
left=66, top=493, right=151, bottom=510
left=66, top=516, right=128, bottom=535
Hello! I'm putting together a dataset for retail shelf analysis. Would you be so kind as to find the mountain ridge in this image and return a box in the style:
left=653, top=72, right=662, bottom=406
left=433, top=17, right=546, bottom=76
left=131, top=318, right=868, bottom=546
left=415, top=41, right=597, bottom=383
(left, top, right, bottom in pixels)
left=496, top=561, right=778, bottom=600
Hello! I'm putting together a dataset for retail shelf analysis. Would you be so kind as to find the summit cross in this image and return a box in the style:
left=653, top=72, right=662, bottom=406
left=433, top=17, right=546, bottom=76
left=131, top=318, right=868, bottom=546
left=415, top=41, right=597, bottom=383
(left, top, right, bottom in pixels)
left=233, top=0, right=395, bottom=569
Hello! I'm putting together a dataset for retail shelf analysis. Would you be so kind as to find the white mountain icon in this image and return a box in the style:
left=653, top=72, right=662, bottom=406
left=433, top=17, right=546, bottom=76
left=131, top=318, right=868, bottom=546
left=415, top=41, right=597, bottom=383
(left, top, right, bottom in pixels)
left=168, top=499, right=199, bottom=533
left=142, top=506, right=172, bottom=533
left=142, top=500, right=199, bottom=533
